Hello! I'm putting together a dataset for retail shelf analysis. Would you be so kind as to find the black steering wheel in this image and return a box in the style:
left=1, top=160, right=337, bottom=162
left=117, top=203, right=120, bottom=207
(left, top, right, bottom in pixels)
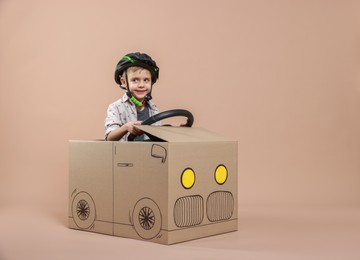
left=127, top=109, right=194, bottom=141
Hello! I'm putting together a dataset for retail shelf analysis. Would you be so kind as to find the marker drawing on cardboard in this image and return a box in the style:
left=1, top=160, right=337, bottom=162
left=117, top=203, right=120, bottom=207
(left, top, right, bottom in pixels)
left=69, top=110, right=238, bottom=244
left=151, top=144, right=167, bottom=163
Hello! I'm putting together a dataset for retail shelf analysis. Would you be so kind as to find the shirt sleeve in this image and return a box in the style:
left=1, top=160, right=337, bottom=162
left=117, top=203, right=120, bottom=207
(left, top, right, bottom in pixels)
left=104, top=103, right=122, bottom=140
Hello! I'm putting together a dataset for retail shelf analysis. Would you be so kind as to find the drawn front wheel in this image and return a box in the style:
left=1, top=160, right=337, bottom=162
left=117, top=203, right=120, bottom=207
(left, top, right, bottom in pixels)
left=132, top=198, right=162, bottom=240
left=72, top=191, right=96, bottom=229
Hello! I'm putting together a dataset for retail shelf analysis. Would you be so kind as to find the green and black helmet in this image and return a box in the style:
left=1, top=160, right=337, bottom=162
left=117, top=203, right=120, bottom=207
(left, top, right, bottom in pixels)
left=114, top=52, right=159, bottom=85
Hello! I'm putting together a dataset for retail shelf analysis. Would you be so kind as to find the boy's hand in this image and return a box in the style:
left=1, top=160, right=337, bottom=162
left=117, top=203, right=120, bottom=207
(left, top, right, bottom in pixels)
left=125, top=121, right=144, bottom=136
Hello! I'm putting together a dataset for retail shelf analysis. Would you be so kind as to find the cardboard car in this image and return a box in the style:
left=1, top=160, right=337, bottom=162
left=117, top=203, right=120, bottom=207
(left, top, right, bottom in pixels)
left=68, top=111, right=238, bottom=244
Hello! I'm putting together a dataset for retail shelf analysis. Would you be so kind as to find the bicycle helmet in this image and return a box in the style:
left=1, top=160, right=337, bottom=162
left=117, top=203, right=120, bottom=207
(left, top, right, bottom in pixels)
left=114, top=52, right=159, bottom=86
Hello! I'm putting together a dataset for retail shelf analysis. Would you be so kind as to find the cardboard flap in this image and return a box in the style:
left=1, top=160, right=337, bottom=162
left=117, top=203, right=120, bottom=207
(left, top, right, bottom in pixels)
left=135, top=125, right=235, bottom=142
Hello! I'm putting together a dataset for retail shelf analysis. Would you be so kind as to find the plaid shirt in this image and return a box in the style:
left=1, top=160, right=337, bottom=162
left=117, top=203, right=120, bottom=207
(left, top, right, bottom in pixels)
left=104, top=94, right=160, bottom=141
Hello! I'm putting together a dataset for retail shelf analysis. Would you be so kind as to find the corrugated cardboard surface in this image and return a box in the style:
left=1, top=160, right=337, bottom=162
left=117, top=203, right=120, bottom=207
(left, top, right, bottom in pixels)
left=135, top=126, right=236, bottom=142
left=68, top=127, right=238, bottom=244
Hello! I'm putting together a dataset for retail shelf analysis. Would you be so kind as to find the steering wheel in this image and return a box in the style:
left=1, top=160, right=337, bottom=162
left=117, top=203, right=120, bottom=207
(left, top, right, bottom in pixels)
left=127, top=109, right=194, bottom=141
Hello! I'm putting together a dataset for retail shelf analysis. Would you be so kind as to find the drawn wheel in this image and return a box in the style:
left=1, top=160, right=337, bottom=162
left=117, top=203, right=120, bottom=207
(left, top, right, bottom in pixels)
left=133, top=198, right=162, bottom=240
left=72, top=191, right=96, bottom=229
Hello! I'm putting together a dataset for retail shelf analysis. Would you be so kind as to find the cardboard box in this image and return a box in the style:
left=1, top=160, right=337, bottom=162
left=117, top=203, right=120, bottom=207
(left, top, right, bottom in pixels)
left=69, top=126, right=238, bottom=244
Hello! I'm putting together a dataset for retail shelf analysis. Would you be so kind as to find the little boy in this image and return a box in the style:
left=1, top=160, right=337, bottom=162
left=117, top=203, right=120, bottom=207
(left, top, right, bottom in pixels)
left=105, top=52, right=161, bottom=141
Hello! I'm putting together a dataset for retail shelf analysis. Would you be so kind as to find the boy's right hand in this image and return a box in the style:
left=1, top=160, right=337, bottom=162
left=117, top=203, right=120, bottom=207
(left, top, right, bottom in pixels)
left=125, top=121, right=144, bottom=136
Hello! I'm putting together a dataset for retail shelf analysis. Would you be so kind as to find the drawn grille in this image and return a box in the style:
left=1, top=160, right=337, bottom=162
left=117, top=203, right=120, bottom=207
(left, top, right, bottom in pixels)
left=206, top=191, right=234, bottom=222
left=174, top=195, right=204, bottom=227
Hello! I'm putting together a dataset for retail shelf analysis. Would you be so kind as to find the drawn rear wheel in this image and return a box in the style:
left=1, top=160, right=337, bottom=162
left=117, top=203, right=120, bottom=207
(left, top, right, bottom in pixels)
left=72, top=191, right=96, bottom=229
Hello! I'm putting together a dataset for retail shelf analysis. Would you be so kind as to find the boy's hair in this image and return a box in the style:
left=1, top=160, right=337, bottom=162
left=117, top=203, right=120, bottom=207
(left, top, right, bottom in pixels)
left=122, top=66, right=150, bottom=77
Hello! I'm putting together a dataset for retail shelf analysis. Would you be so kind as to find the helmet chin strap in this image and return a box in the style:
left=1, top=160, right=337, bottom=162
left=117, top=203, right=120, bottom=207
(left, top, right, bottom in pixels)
left=126, top=92, right=144, bottom=107
left=124, top=72, right=152, bottom=107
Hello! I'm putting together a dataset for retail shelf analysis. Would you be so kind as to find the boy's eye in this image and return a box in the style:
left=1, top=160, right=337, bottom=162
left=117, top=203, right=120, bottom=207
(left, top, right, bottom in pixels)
left=129, top=78, right=150, bottom=83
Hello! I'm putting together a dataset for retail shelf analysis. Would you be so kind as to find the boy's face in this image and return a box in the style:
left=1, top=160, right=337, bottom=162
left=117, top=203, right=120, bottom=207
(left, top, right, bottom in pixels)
left=121, top=67, right=152, bottom=101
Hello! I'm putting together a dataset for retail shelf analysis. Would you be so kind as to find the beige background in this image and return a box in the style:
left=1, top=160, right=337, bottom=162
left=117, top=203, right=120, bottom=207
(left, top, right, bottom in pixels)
left=0, top=0, right=360, bottom=259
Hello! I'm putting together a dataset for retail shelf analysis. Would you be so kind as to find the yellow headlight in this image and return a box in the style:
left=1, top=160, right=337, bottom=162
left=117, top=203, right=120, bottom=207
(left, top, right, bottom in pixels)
left=181, top=168, right=195, bottom=189
left=215, top=165, right=228, bottom=185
